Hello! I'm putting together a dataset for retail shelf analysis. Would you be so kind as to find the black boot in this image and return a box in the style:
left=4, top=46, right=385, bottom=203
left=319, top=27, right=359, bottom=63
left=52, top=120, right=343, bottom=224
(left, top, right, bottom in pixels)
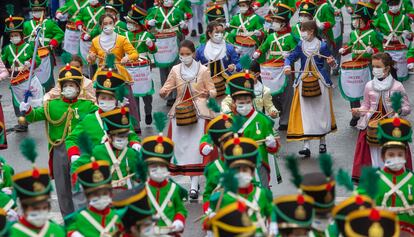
left=191, top=30, right=197, bottom=37
left=145, top=114, right=153, bottom=125
left=166, top=99, right=175, bottom=107
left=319, top=144, right=327, bottom=154
left=198, top=23, right=203, bottom=34
left=349, top=117, right=359, bottom=127
left=298, top=148, right=311, bottom=158
left=14, top=124, right=28, bottom=132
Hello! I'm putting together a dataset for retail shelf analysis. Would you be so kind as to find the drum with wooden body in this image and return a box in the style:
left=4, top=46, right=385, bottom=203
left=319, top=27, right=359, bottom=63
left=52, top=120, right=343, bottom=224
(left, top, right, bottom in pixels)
left=339, top=60, right=371, bottom=101
left=34, top=46, right=53, bottom=86
left=260, top=60, right=286, bottom=95
left=384, top=44, right=408, bottom=81
left=10, top=71, right=44, bottom=108
left=154, top=32, right=179, bottom=68
left=301, top=73, right=321, bottom=97
left=37, top=46, right=50, bottom=58
left=175, top=101, right=198, bottom=126
left=125, top=59, right=152, bottom=96
left=63, top=21, right=81, bottom=55
left=234, top=35, right=256, bottom=57
left=366, top=120, right=379, bottom=146
left=212, top=76, right=226, bottom=98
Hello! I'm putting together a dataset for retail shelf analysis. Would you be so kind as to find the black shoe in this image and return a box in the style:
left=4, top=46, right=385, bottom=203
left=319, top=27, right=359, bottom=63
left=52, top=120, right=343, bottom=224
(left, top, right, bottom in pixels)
left=14, top=124, right=28, bottom=132
left=278, top=124, right=288, bottom=131
left=198, top=23, right=203, bottom=34
left=332, top=68, right=339, bottom=76
left=191, top=30, right=197, bottom=37
left=145, top=114, right=153, bottom=125
left=298, top=148, right=311, bottom=158
left=189, top=189, right=199, bottom=200
left=319, top=144, right=327, bottom=154
left=349, top=117, right=359, bottom=127
left=166, top=99, right=175, bottom=107
left=135, top=128, right=142, bottom=135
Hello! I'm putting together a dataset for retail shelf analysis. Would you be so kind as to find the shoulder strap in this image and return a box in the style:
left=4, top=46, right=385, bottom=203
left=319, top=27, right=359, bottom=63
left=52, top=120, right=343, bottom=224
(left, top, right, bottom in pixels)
left=238, top=111, right=258, bottom=133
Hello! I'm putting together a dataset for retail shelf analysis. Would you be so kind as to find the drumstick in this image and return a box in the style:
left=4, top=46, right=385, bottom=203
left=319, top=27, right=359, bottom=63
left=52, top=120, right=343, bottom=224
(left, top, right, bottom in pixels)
left=169, top=82, right=187, bottom=90
left=211, top=68, right=229, bottom=78
left=291, top=70, right=317, bottom=73
left=354, top=51, right=366, bottom=61
left=349, top=109, right=380, bottom=113
left=202, top=59, right=220, bottom=66
left=112, top=173, right=136, bottom=185
left=180, top=93, right=203, bottom=103
left=313, top=53, right=330, bottom=59
left=130, top=39, right=155, bottom=43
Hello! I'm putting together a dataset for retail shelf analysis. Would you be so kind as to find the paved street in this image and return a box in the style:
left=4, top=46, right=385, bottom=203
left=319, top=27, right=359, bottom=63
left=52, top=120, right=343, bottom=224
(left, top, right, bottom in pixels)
left=1, top=9, right=414, bottom=236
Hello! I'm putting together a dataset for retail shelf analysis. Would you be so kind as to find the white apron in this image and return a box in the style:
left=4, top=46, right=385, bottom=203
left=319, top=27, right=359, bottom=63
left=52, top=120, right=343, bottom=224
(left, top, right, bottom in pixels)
left=63, top=28, right=81, bottom=55
left=339, top=63, right=371, bottom=101
left=125, top=61, right=153, bottom=96
left=260, top=64, right=286, bottom=95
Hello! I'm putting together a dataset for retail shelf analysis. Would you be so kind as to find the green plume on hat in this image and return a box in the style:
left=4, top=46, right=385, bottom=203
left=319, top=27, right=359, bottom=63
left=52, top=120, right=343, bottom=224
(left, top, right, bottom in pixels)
left=61, top=52, right=73, bottom=65
left=221, top=168, right=238, bottom=193
left=6, top=4, right=14, bottom=16
left=153, top=112, right=168, bottom=134
left=115, top=85, right=129, bottom=102
left=390, top=91, right=403, bottom=115
left=240, top=55, right=252, bottom=70
left=207, top=98, right=221, bottom=113
left=319, top=153, right=333, bottom=179
left=336, top=169, right=354, bottom=192
left=285, top=155, right=302, bottom=189
left=359, top=167, right=379, bottom=200
left=230, top=115, right=244, bottom=134
left=134, top=156, right=147, bottom=182
left=105, top=53, right=116, bottom=69
left=20, top=138, right=37, bottom=164
left=79, top=132, right=93, bottom=155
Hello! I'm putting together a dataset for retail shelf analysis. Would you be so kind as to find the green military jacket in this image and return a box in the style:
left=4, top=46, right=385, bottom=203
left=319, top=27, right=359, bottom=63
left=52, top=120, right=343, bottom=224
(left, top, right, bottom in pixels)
left=257, top=31, right=297, bottom=63
left=145, top=7, right=186, bottom=36
left=1, top=42, right=41, bottom=71
left=0, top=192, right=15, bottom=212
left=56, top=0, right=89, bottom=21
left=203, top=159, right=226, bottom=202
left=74, top=5, right=105, bottom=31
left=26, top=98, right=97, bottom=150
left=291, top=23, right=302, bottom=42
left=314, top=2, right=336, bottom=46
left=122, top=30, right=157, bottom=59
left=228, top=11, right=264, bottom=46
left=0, top=162, right=14, bottom=190
left=254, top=0, right=297, bottom=10
left=89, top=20, right=128, bottom=38
left=373, top=12, right=412, bottom=46
left=23, top=19, right=64, bottom=47
left=9, top=220, right=66, bottom=237
left=173, top=0, right=193, bottom=16
left=345, top=28, right=383, bottom=60
left=65, top=207, right=123, bottom=236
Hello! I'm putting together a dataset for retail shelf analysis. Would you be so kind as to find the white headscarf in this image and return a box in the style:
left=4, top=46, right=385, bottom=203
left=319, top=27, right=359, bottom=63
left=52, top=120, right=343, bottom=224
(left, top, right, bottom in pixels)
left=204, top=40, right=227, bottom=61
left=302, top=37, right=320, bottom=56
left=372, top=74, right=394, bottom=91
left=99, top=32, right=117, bottom=52
left=181, top=60, right=200, bottom=81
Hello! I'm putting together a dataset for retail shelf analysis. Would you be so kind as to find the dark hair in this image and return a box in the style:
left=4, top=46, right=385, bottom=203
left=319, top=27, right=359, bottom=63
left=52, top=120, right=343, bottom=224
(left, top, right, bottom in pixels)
left=99, top=13, right=116, bottom=26
left=206, top=21, right=224, bottom=40
left=179, top=40, right=196, bottom=53
left=372, top=52, right=398, bottom=79
left=71, top=55, right=83, bottom=67
left=300, top=20, right=318, bottom=35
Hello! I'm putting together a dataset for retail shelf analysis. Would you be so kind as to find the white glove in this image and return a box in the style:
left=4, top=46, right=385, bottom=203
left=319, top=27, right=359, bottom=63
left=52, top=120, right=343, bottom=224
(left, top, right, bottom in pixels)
left=235, top=47, right=241, bottom=54
left=6, top=209, right=18, bottom=222
left=71, top=155, right=80, bottom=163
left=408, top=63, right=414, bottom=70
left=263, top=22, right=271, bottom=31
left=252, top=51, right=261, bottom=59
left=402, top=30, right=412, bottom=39
left=338, top=47, right=346, bottom=54
left=56, top=12, right=64, bottom=20
left=71, top=231, right=85, bottom=237
left=201, top=144, right=214, bottom=156
left=346, top=6, right=354, bottom=14
left=24, top=61, right=31, bottom=67
left=225, top=22, right=230, bottom=28
left=132, top=143, right=142, bottom=152
left=268, top=222, right=279, bottom=236
left=145, top=38, right=154, bottom=47
left=253, top=30, right=262, bottom=37
left=118, top=97, right=129, bottom=107
left=148, top=19, right=157, bottom=27
left=171, top=220, right=184, bottom=232
left=317, top=21, right=325, bottom=30
left=1, top=187, right=12, bottom=195
left=121, top=56, right=129, bottom=64
left=77, top=24, right=83, bottom=31
left=366, top=46, right=374, bottom=54
left=179, top=21, right=188, bottom=29
left=83, top=33, right=91, bottom=41
left=265, top=135, right=276, bottom=148
left=282, top=51, right=289, bottom=59
left=19, top=102, right=31, bottom=113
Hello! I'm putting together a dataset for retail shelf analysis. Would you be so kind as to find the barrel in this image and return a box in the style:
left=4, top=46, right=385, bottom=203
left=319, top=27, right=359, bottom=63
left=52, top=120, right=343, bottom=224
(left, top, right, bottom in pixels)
left=175, top=101, right=198, bottom=126
left=212, top=76, right=226, bottom=98
left=302, top=75, right=321, bottom=97
left=366, top=120, right=379, bottom=146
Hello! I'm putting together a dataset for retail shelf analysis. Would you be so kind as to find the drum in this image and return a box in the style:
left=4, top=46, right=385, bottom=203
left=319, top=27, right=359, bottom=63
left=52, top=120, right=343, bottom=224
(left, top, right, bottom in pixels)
left=37, top=47, right=50, bottom=58
left=366, top=120, right=379, bottom=146
left=301, top=74, right=321, bottom=97
left=175, top=101, right=198, bottom=126
left=154, top=32, right=179, bottom=68
left=235, top=35, right=256, bottom=57
left=66, top=21, right=77, bottom=30
left=64, top=21, right=81, bottom=55
left=35, top=47, right=53, bottom=87
left=125, top=59, right=153, bottom=96
left=11, top=71, right=30, bottom=85
left=10, top=72, right=44, bottom=108
left=212, top=76, right=226, bottom=98
left=260, top=61, right=286, bottom=95
left=384, top=44, right=408, bottom=81
left=339, top=60, right=371, bottom=101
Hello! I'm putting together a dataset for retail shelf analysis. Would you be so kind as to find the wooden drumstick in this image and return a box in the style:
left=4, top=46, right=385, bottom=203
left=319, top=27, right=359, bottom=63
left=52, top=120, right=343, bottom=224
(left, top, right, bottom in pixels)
left=349, top=109, right=380, bottom=113
left=211, top=68, right=229, bottom=78
left=169, top=82, right=187, bottom=90
left=313, top=53, right=330, bottom=59
left=180, top=93, right=203, bottom=103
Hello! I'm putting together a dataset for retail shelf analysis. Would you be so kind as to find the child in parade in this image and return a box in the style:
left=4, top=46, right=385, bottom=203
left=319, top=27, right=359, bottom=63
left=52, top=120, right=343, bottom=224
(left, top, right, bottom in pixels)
left=351, top=52, right=411, bottom=182
left=89, top=0, right=128, bottom=37
left=314, top=0, right=336, bottom=51
left=284, top=20, right=337, bottom=158
left=9, top=139, right=66, bottom=237
left=199, top=5, right=227, bottom=44
left=159, top=40, right=217, bottom=200
left=19, top=64, right=98, bottom=217
left=291, top=0, right=317, bottom=41
left=0, top=58, right=7, bottom=149
left=189, top=0, right=204, bottom=37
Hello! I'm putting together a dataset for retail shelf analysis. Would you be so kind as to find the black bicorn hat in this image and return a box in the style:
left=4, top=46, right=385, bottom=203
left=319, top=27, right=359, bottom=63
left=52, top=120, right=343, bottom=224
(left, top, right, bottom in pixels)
left=270, top=3, right=295, bottom=23
left=206, top=114, right=234, bottom=146
left=105, top=0, right=124, bottom=13
left=4, top=4, right=24, bottom=33
left=75, top=160, right=112, bottom=194
left=100, top=107, right=131, bottom=135
left=58, top=65, right=84, bottom=87
left=353, top=2, right=375, bottom=21
left=125, top=4, right=147, bottom=24
left=273, top=194, right=315, bottom=230
left=227, top=72, right=255, bottom=98
left=206, top=4, right=226, bottom=22
left=223, top=137, right=258, bottom=169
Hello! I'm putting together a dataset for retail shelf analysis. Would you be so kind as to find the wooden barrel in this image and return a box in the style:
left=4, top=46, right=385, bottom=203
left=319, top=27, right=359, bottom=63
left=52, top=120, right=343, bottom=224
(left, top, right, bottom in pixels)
left=302, top=75, right=321, bottom=97
left=175, top=101, right=198, bottom=126
left=37, top=46, right=50, bottom=58
left=366, top=120, right=379, bottom=145
left=212, top=76, right=226, bottom=98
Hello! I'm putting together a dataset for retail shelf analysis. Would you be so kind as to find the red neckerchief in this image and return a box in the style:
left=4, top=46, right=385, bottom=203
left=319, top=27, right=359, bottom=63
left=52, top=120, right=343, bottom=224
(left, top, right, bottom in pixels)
left=148, top=179, right=168, bottom=188
left=238, top=183, right=254, bottom=195
left=62, top=97, right=78, bottom=103
left=277, top=26, right=291, bottom=35
left=88, top=205, right=111, bottom=215
left=383, top=167, right=405, bottom=176
left=19, top=216, right=43, bottom=230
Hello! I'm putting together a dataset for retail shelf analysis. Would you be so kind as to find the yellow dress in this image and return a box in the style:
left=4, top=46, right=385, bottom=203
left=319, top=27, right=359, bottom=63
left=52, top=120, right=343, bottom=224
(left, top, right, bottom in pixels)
left=89, top=34, right=139, bottom=82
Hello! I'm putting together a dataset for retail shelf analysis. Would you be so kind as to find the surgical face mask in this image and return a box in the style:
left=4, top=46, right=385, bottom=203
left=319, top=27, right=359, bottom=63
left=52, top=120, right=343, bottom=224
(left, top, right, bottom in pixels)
left=372, top=67, right=385, bottom=79
left=300, top=31, right=309, bottom=41
left=26, top=210, right=49, bottom=227
left=149, top=166, right=170, bottom=182
left=89, top=0, right=99, bottom=5
left=10, top=36, right=21, bottom=45
left=61, top=86, right=79, bottom=99
left=112, top=136, right=128, bottom=150
left=236, top=103, right=253, bottom=116
left=98, top=100, right=117, bottom=112
left=352, top=19, right=361, bottom=29
left=272, top=22, right=282, bottom=31
left=384, top=157, right=406, bottom=171
left=163, top=0, right=174, bottom=7
left=211, top=33, right=224, bottom=43
left=299, top=16, right=311, bottom=23
left=89, top=195, right=112, bottom=210
left=179, top=55, right=193, bottom=65
left=32, top=11, right=43, bottom=19
left=239, top=6, right=249, bottom=14
left=103, top=25, right=114, bottom=34
left=236, top=172, right=252, bottom=188
left=389, top=5, right=400, bottom=13
left=127, top=23, right=136, bottom=32
left=140, top=223, right=155, bottom=237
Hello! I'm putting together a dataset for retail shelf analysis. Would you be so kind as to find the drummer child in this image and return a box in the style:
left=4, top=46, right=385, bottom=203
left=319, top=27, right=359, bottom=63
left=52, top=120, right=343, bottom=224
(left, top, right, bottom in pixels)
left=88, top=0, right=128, bottom=37
left=339, top=2, right=383, bottom=127
left=56, top=0, right=88, bottom=22
left=199, top=5, right=227, bottom=44
left=1, top=6, right=41, bottom=133
left=291, top=0, right=317, bottom=41
left=123, top=4, right=157, bottom=126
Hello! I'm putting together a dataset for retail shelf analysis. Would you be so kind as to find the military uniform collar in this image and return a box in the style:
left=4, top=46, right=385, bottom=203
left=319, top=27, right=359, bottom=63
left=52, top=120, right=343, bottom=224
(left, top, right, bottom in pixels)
left=383, top=167, right=405, bottom=176
left=245, top=108, right=256, bottom=118
left=15, top=40, right=25, bottom=47
left=148, top=179, right=169, bottom=188
left=242, top=9, right=254, bottom=17
left=276, top=27, right=291, bottom=35
left=88, top=206, right=111, bottom=215
left=19, top=216, right=43, bottom=230
left=91, top=3, right=101, bottom=8
left=238, top=183, right=254, bottom=194
left=388, top=11, right=401, bottom=16
left=62, top=97, right=78, bottom=103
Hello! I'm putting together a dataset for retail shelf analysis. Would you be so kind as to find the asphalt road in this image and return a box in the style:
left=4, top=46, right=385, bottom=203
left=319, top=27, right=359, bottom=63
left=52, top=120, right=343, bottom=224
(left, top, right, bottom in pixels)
left=1, top=8, right=414, bottom=237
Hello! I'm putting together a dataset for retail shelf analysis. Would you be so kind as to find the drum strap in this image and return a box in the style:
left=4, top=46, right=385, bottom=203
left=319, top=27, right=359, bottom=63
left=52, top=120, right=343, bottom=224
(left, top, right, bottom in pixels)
left=73, top=0, right=89, bottom=18
left=238, top=111, right=258, bottom=134
left=86, top=7, right=104, bottom=29
left=296, top=24, right=302, bottom=40
left=314, top=3, right=328, bottom=22
left=328, top=0, right=338, bottom=10
left=384, top=14, right=405, bottom=46
left=8, top=44, right=29, bottom=70
left=3, top=199, right=14, bottom=212
left=159, top=8, right=175, bottom=31
left=14, top=222, right=50, bottom=237
left=270, top=34, right=289, bottom=54
left=379, top=172, right=414, bottom=215
left=80, top=210, right=118, bottom=235
left=96, top=111, right=110, bottom=143
left=352, top=30, right=373, bottom=50
left=146, top=182, right=176, bottom=226
left=214, top=160, right=224, bottom=173
left=238, top=14, right=255, bottom=34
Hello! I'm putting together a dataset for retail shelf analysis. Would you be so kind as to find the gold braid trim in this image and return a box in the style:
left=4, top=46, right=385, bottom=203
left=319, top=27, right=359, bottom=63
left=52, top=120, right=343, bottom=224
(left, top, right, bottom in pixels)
left=44, top=102, right=74, bottom=147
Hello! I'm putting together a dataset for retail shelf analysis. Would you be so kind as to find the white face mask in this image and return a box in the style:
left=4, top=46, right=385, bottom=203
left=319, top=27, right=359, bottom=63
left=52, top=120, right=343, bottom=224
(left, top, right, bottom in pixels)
left=179, top=55, right=193, bottom=65
left=103, top=25, right=114, bottom=35
left=149, top=166, right=170, bottom=182
left=140, top=224, right=155, bottom=237
left=212, top=33, right=224, bottom=43
left=236, top=103, right=253, bottom=116
left=112, top=136, right=128, bottom=150
left=32, top=11, right=43, bottom=19
left=61, top=86, right=79, bottom=99
left=272, top=22, right=282, bottom=31
left=372, top=67, right=385, bottom=79
left=163, top=0, right=174, bottom=7
left=236, top=172, right=252, bottom=188
left=300, top=31, right=310, bottom=41
left=26, top=210, right=49, bottom=227
left=89, top=0, right=99, bottom=5
left=352, top=19, right=360, bottom=29
left=384, top=157, right=406, bottom=171
left=10, top=36, right=21, bottom=44
left=239, top=6, right=249, bottom=14
left=299, top=16, right=311, bottom=23
left=89, top=195, right=112, bottom=210
left=98, top=100, right=117, bottom=112
left=389, top=5, right=400, bottom=13
left=126, top=23, right=136, bottom=32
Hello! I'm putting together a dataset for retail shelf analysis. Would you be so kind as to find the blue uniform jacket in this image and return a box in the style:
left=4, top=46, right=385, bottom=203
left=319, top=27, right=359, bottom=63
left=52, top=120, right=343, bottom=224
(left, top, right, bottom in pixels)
left=195, top=43, right=242, bottom=75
